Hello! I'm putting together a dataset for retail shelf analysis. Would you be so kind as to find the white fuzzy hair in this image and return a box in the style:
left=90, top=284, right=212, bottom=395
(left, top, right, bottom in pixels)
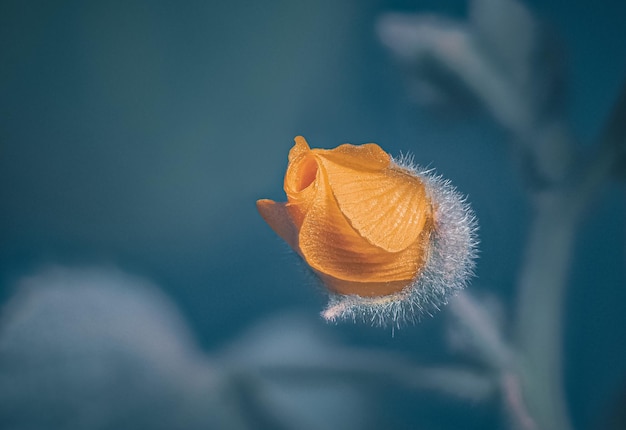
left=321, top=154, right=479, bottom=327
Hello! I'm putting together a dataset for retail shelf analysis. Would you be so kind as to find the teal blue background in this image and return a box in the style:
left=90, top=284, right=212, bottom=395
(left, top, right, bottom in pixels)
left=1, top=1, right=625, bottom=428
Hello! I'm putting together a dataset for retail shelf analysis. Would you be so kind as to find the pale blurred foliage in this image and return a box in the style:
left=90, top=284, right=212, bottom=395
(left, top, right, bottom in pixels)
left=0, top=268, right=368, bottom=430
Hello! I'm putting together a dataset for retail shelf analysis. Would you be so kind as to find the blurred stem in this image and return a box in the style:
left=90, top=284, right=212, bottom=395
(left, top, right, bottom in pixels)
left=514, top=78, right=626, bottom=430
left=449, top=291, right=513, bottom=370
left=255, top=353, right=496, bottom=401
left=501, top=372, right=539, bottom=430
left=515, top=196, right=575, bottom=430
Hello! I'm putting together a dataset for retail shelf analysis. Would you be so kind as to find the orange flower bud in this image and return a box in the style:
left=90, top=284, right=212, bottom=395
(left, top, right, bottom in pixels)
left=257, top=136, right=477, bottom=325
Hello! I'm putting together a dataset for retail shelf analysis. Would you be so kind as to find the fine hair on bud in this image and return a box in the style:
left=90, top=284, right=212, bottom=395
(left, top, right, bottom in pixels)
left=321, top=154, right=478, bottom=327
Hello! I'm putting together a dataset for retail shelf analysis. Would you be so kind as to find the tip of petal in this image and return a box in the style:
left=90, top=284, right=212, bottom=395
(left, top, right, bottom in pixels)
left=289, top=136, right=311, bottom=162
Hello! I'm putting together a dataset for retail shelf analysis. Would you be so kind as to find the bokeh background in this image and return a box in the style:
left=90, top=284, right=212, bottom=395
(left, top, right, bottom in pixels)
left=1, top=0, right=625, bottom=429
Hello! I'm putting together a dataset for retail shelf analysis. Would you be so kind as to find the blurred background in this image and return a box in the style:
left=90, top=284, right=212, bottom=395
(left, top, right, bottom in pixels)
left=1, top=0, right=625, bottom=429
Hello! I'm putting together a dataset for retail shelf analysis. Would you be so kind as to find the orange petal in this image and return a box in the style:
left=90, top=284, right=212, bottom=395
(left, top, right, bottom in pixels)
left=288, top=136, right=311, bottom=162
left=297, top=163, right=426, bottom=286
left=320, top=142, right=390, bottom=171
left=318, top=150, right=432, bottom=253
left=256, top=199, right=298, bottom=250
left=283, top=152, right=320, bottom=228
left=316, top=273, right=412, bottom=297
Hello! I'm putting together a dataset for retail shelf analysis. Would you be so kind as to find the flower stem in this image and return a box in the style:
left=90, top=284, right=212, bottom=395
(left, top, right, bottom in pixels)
left=514, top=78, right=626, bottom=430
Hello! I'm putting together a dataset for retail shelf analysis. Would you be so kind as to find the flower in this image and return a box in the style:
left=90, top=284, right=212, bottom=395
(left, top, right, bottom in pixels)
left=257, top=136, right=477, bottom=325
